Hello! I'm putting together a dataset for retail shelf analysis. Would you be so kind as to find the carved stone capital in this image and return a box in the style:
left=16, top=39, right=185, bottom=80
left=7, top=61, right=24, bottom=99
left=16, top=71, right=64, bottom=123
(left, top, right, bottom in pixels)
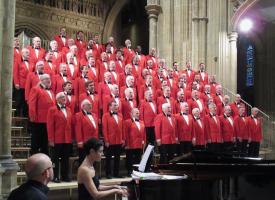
left=228, top=32, right=238, bottom=42
left=145, top=4, right=161, bottom=19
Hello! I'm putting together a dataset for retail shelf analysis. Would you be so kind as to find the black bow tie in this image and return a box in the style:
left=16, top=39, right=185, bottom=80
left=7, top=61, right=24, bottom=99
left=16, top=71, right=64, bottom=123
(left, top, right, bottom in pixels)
left=181, top=113, right=188, bottom=116
left=147, top=100, right=153, bottom=102
left=110, top=112, right=118, bottom=116
left=134, top=119, right=139, bottom=122
left=211, top=114, right=216, bottom=117
left=166, top=114, right=171, bottom=117
left=114, top=96, right=119, bottom=98
left=61, top=35, right=66, bottom=38
left=196, top=117, right=200, bottom=120
left=45, top=87, right=50, bottom=90
left=62, top=74, right=67, bottom=77
left=38, top=72, right=43, bottom=75
left=164, top=96, right=169, bottom=99
left=47, top=60, right=52, bottom=63
left=60, top=105, right=66, bottom=109
left=23, top=59, right=28, bottom=62
left=35, top=47, right=40, bottom=50
left=86, top=112, right=92, bottom=115
left=69, top=62, right=74, bottom=65
left=128, top=99, right=133, bottom=101
left=15, top=47, right=19, bottom=50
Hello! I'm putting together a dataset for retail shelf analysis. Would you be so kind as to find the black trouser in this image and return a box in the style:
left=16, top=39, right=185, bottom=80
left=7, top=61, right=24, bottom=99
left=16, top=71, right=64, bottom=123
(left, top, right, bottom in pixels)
left=223, top=142, right=233, bottom=154
left=193, top=145, right=205, bottom=151
left=31, top=122, right=48, bottom=155
left=105, top=144, right=122, bottom=177
left=248, top=141, right=260, bottom=157
left=159, top=144, right=176, bottom=164
left=14, top=88, right=28, bottom=117
left=207, top=143, right=221, bottom=153
left=126, top=149, right=142, bottom=174
left=145, top=127, right=155, bottom=145
left=53, top=143, right=71, bottom=180
left=179, top=141, right=192, bottom=155
left=236, top=139, right=248, bottom=156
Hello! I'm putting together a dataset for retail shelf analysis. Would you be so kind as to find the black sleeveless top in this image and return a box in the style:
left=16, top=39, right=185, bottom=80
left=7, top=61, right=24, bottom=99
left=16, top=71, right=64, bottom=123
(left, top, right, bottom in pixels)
left=78, top=176, right=100, bottom=200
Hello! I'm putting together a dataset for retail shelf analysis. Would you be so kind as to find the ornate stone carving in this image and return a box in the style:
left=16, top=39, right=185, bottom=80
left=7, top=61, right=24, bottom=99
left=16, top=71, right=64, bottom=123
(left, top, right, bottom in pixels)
left=15, top=0, right=105, bottom=42
left=231, top=0, right=247, bottom=12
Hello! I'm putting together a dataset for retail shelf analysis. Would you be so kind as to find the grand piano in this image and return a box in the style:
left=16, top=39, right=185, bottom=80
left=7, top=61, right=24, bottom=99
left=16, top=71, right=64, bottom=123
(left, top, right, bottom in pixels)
left=122, top=150, right=275, bottom=200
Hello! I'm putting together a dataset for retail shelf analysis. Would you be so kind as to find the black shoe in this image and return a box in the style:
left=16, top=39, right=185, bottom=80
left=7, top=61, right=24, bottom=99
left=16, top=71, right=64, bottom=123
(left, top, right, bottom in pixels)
left=53, top=177, right=61, bottom=183
left=106, top=175, right=112, bottom=179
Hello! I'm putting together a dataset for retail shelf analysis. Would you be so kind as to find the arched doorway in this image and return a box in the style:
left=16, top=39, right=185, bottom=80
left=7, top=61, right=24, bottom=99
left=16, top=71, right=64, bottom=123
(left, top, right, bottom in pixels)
left=103, top=0, right=149, bottom=54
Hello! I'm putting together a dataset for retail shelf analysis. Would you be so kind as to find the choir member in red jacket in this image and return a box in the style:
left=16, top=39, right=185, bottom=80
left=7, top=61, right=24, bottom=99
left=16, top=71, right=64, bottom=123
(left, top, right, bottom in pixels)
left=75, top=31, right=86, bottom=59
left=61, top=38, right=75, bottom=59
left=102, top=101, right=124, bottom=178
left=139, top=91, right=157, bottom=143
left=172, top=75, right=187, bottom=99
left=51, top=63, right=72, bottom=94
left=28, top=37, right=46, bottom=65
left=74, top=65, right=92, bottom=100
left=139, top=75, right=156, bottom=102
left=75, top=99, right=99, bottom=164
left=121, top=88, right=137, bottom=120
left=124, top=108, right=145, bottom=175
left=47, top=92, right=72, bottom=182
left=44, top=51, right=57, bottom=77
left=234, top=106, right=249, bottom=156
left=66, top=52, right=79, bottom=80
left=175, top=102, right=193, bottom=154
left=247, top=107, right=262, bottom=157
left=105, top=43, right=116, bottom=61
left=98, top=72, right=113, bottom=110
left=13, top=37, right=21, bottom=65
left=86, top=57, right=99, bottom=87
left=201, top=84, right=213, bottom=104
left=53, top=27, right=68, bottom=52
left=214, top=85, right=224, bottom=105
left=63, top=81, right=78, bottom=114
left=230, top=94, right=246, bottom=117
left=172, top=61, right=181, bottom=79
left=157, top=86, right=176, bottom=114
left=115, top=49, right=125, bottom=74
left=29, top=74, right=55, bottom=155
left=49, top=40, right=63, bottom=68
left=79, top=81, right=100, bottom=121
left=102, top=84, right=122, bottom=114
left=120, top=75, right=137, bottom=100
left=108, top=60, right=120, bottom=85
left=205, top=103, right=222, bottom=152
left=174, top=91, right=186, bottom=114
left=187, top=90, right=206, bottom=118
left=135, top=45, right=146, bottom=69
left=13, top=48, right=33, bottom=117
left=79, top=49, right=94, bottom=66
left=155, top=103, right=178, bottom=164
left=105, top=36, right=116, bottom=54
left=146, top=48, right=158, bottom=70
left=92, top=34, right=104, bottom=60
left=220, top=105, right=236, bottom=153
left=123, top=39, right=135, bottom=64
left=25, top=60, right=45, bottom=103
left=191, top=108, right=206, bottom=150
left=183, top=60, right=195, bottom=84
left=196, top=63, right=209, bottom=85
left=217, top=95, right=230, bottom=116
left=209, top=75, right=219, bottom=94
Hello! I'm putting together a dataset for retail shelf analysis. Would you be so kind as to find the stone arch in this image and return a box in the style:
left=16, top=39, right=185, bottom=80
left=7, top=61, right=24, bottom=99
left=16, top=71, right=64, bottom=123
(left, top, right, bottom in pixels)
left=102, top=0, right=128, bottom=42
left=231, top=0, right=259, bottom=31
left=15, top=21, right=51, bottom=40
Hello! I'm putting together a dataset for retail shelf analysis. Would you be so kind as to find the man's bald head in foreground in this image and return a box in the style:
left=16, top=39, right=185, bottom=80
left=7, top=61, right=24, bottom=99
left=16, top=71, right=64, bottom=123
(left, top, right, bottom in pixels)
left=25, top=153, right=53, bottom=185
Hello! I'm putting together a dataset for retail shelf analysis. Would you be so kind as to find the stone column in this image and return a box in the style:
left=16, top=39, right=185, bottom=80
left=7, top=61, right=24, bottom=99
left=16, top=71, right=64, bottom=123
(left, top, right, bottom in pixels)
left=0, top=0, right=19, bottom=199
left=145, top=1, right=161, bottom=50
left=228, top=32, right=238, bottom=93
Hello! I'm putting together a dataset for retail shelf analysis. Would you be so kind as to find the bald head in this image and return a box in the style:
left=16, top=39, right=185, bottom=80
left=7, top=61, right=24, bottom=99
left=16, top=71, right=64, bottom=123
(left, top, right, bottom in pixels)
left=25, top=153, right=53, bottom=181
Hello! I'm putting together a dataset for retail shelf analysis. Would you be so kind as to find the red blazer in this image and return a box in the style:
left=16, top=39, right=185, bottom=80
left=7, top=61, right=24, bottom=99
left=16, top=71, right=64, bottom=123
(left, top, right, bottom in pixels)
left=28, top=46, right=46, bottom=65
left=97, top=60, right=109, bottom=81
left=201, top=92, right=214, bottom=104
left=139, top=100, right=157, bottom=127
left=14, top=48, right=21, bottom=63
left=25, top=72, right=41, bottom=102
left=205, top=115, right=222, bottom=143
left=157, top=96, right=176, bottom=114
left=120, top=86, right=137, bottom=100
left=123, top=47, right=135, bottom=64
left=172, top=86, right=187, bottom=100
left=87, top=65, right=99, bottom=84
left=175, top=114, right=193, bottom=142
left=182, top=69, right=195, bottom=84
left=246, top=116, right=262, bottom=142
left=79, top=92, right=100, bottom=122
left=115, top=59, right=125, bottom=74
left=66, top=63, right=79, bottom=80
left=154, top=114, right=177, bottom=144
left=174, top=100, right=189, bottom=114
left=47, top=105, right=72, bottom=144
left=196, top=71, right=209, bottom=85
left=75, top=39, right=86, bottom=59
left=53, top=35, right=68, bottom=52
left=102, top=94, right=122, bottom=114
left=106, top=52, right=116, bottom=61
left=65, top=94, right=78, bottom=114
left=138, top=85, right=157, bottom=102
left=102, top=112, right=124, bottom=145
left=187, top=98, right=206, bottom=118
left=121, top=99, right=137, bottom=120
left=51, top=74, right=72, bottom=95
left=214, top=94, right=224, bottom=105
left=75, top=111, right=99, bottom=144
left=230, top=102, right=246, bottom=117
left=110, top=71, right=120, bottom=85
left=92, top=44, right=104, bottom=60
left=124, top=119, right=146, bottom=149
left=234, top=116, right=249, bottom=140
left=73, top=76, right=92, bottom=99
left=145, top=55, right=158, bottom=70
left=44, top=61, right=57, bottom=77
left=98, top=82, right=112, bottom=109
left=13, top=60, right=34, bottom=88
left=219, top=115, right=235, bottom=142
left=28, top=85, right=55, bottom=123
left=191, top=118, right=205, bottom=146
